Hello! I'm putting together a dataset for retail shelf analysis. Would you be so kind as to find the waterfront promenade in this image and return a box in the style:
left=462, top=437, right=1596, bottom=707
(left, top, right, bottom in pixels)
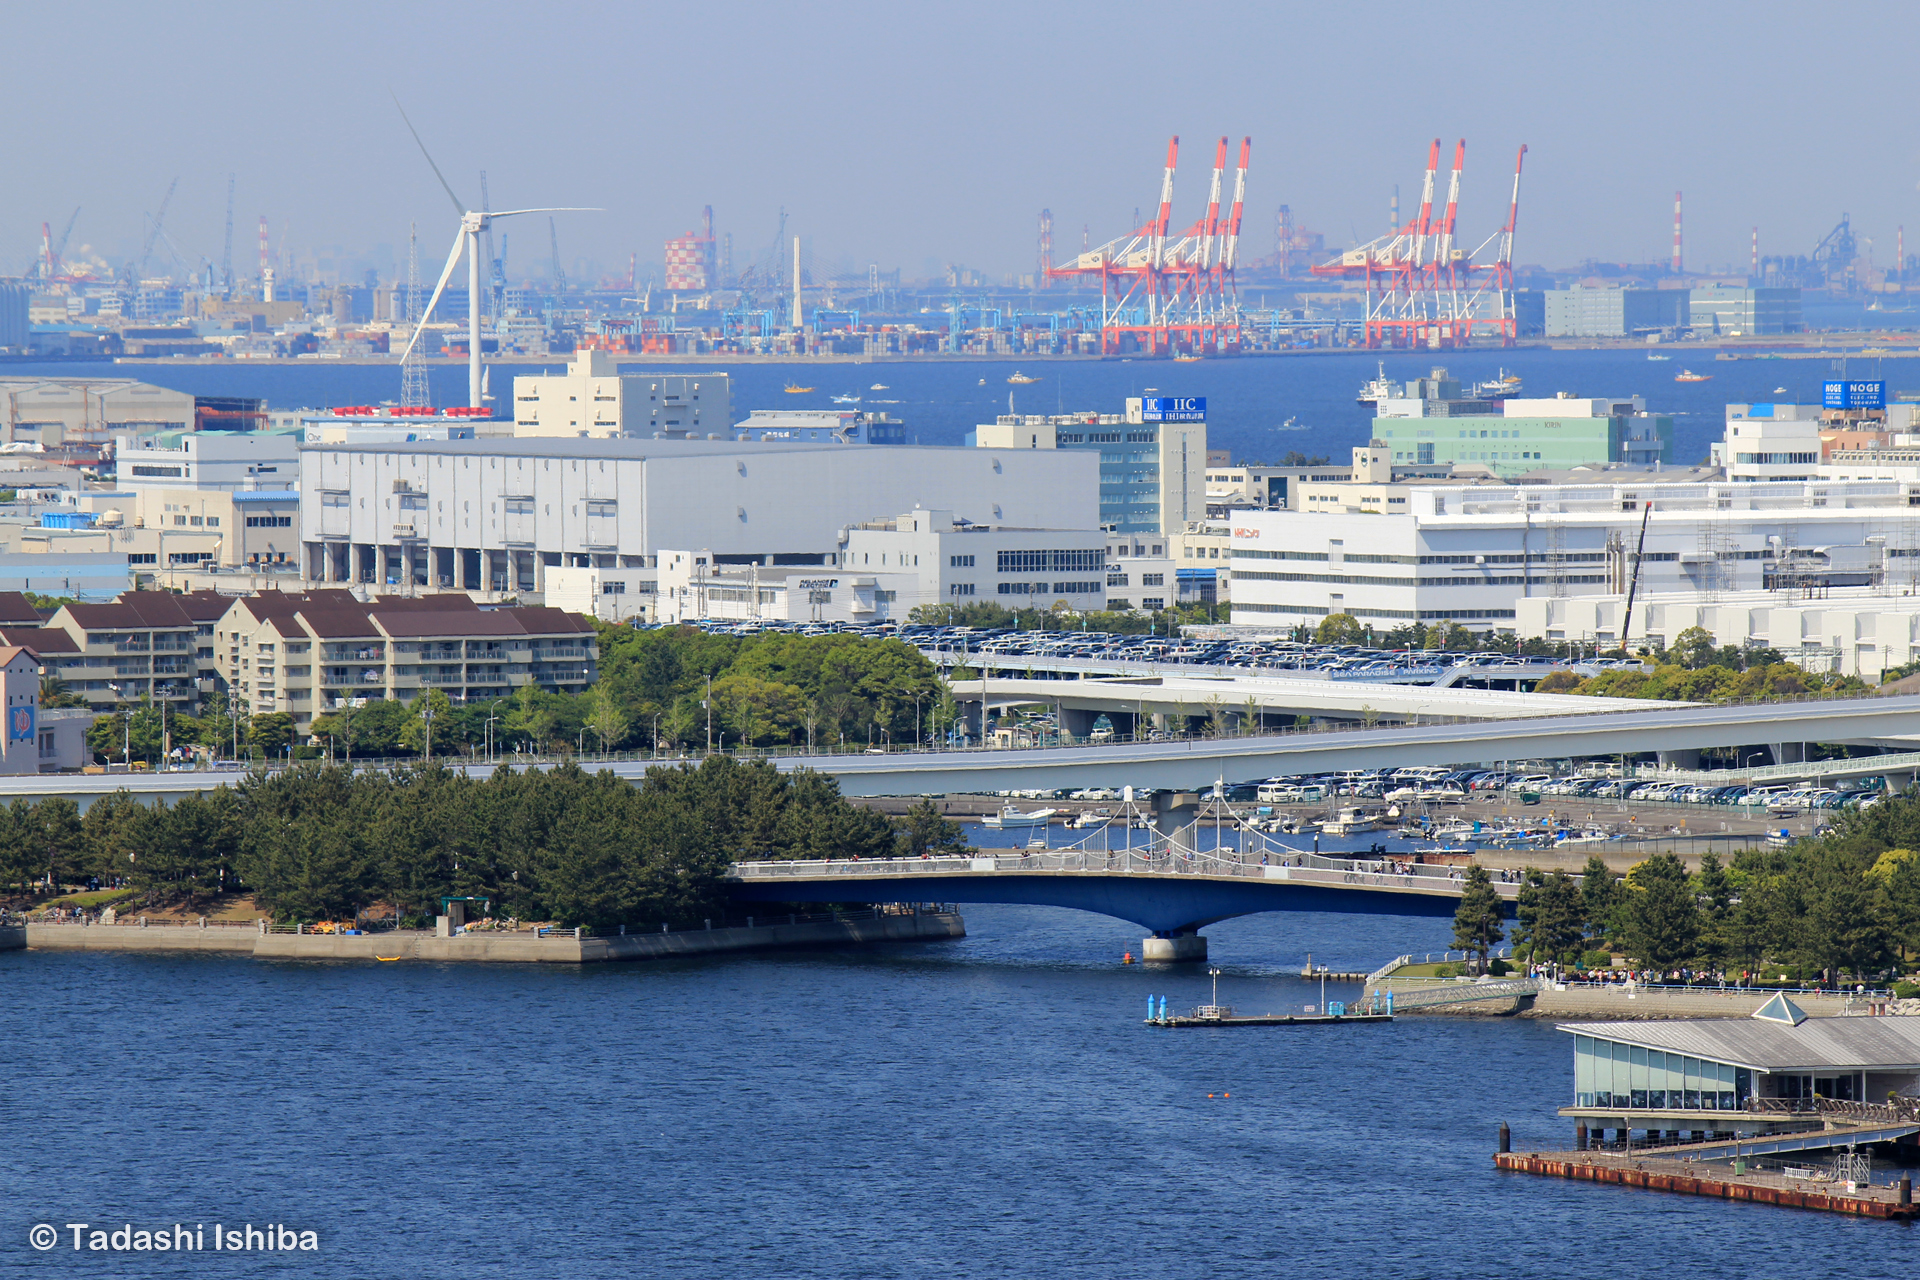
left=4, top=907, right=962, bottom=964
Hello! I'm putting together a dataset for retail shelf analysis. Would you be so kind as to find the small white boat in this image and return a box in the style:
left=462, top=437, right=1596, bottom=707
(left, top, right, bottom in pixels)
left=869, top=382, right=889, bottom=390
left=1073, top=809, right=1114, bottom=829
left=1772, top=386, right=1788, bottom=394
left=983, top=805, right=1057, bottom=829
left=1317, top=807, right=1379, bottom=836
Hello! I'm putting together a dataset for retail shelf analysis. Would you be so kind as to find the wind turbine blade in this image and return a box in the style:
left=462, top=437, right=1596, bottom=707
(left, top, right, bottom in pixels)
left=397, top=229, right=467, bottom=365
left=390, top=91, right=466, bottom=215
left=488, top=207, right=604, bottom=218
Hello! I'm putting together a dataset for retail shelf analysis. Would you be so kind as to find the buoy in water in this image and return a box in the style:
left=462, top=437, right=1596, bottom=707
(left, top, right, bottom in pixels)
left=1122, top=951, right=1134, bottom=964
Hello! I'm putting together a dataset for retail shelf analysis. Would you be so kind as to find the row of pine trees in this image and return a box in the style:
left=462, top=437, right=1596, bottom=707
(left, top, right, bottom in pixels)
left=1, top=759, right=968, bottom=928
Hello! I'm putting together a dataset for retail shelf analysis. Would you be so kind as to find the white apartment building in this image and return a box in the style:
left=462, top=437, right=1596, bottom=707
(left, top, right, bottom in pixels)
left=1230, top=477, right=1920, bottom=633
left=511, top=349, right=731, bottom=439
left=214, top=590, right=595, bottom=732
left=297, top=437, right=1097, bottom=596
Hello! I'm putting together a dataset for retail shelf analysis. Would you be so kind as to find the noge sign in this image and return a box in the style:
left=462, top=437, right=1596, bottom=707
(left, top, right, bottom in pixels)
left=1141, top=396, right=1205, bottom=422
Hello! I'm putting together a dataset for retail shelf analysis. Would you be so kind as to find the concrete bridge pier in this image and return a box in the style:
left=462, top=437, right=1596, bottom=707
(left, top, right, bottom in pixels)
left=1060, top=707, right=1100, bottom=743
left=1658, top=748, right=1701, bottom=769
left=1141, top=930, right=1207, bottom=962
left=1152, top=790, right=1199, bottom=840
left=1768, top=742, right=1807, bottom=765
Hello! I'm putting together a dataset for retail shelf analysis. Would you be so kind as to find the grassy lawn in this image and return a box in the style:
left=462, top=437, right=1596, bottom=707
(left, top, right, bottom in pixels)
left=1385, top=960, right=1521, bottom=978
left=40, top=889, right=138, bottom=910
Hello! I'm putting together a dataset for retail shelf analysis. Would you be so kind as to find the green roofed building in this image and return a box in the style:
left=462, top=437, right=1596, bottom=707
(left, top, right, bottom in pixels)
left=1372, top=384, right=1671, bottom=479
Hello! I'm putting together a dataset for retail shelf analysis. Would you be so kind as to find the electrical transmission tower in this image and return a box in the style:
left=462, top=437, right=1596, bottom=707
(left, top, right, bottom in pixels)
left=400, top=222, right=430, bottom=409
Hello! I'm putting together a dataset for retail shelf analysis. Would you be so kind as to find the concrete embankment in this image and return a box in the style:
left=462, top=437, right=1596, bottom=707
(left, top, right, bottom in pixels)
left=0, top=924, right=23, bottom=952
left=18, top=911, right=964, bottom=964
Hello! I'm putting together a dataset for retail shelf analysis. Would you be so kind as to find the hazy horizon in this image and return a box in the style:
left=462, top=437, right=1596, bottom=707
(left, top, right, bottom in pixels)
left=9, top=0, right=1919, bottom=285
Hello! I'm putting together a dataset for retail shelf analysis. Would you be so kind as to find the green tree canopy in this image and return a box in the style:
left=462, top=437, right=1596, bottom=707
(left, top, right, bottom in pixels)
left=1451, top=863, right=1505, bottom=963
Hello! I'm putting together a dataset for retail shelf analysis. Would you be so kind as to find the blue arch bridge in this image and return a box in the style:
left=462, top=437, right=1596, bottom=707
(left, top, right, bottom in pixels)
left=727, top=811, right=1522, bottom=962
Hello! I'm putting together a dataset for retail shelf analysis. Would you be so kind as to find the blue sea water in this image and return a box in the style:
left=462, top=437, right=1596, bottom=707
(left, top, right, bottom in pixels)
left=15, top=347, right=1920, bottom=471
left=2, top=903, right=1912, bottom=1278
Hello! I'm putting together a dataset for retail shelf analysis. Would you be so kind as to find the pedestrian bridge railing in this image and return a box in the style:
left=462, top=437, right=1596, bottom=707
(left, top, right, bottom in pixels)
left=729, top=845, right=1524, bottom=899
left=1372, top=977, right=1542, bottom=1009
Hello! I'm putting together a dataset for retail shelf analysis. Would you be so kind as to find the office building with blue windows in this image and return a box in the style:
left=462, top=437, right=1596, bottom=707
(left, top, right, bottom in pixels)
left=969, top=396, right=1205, bottom=536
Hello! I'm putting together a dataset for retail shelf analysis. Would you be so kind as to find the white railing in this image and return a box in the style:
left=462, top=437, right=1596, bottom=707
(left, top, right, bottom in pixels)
left=1632, top=748, right=1920, bottom=787
left=730, top=841, right=1525, bottom=899
left=1378, top=978, right=1541, bottom=1008
left=1366, top=954, right=1414, bottom=985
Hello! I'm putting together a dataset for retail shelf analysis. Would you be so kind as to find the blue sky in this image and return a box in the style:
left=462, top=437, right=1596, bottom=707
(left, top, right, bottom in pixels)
left=9, top=0, right=1918, bottom=283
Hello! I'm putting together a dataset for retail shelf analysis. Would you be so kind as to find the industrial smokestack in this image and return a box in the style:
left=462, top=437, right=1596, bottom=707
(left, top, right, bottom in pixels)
left=1672, top=191, right=1683, bottom=275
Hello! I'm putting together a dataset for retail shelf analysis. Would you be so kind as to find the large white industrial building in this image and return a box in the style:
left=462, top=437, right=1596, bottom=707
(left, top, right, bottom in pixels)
left=297, top=437, right=1097, bottom=594
left=1516, top=588, right=1920, bottom=678
left=1229, top=477, right=1920, bottom=632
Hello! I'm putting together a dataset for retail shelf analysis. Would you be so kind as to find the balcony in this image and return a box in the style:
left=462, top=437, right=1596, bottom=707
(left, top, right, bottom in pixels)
left=324, top=647, right=385, bottom=662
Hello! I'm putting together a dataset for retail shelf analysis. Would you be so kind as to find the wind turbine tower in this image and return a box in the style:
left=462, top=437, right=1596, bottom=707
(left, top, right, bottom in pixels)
left=392, top=98, right=596, bottom=409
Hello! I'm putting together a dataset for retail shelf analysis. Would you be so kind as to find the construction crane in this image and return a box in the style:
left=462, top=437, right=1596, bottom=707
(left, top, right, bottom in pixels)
left=1307, top=139, right=1526, bottom=348
left=549, top=216, right=566, bottom=294
left=136, top=177, right=179, bottom=281
left=52, top=207, right=78, bottom=272
left=1044, top=137, right=1249, bottom=355
left=220, top=175, right=235, bottom=297
left=737, top=207, right=787, bottom=305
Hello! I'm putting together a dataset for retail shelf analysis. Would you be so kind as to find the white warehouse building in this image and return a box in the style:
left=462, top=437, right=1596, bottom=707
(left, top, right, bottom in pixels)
left=1517, top=588, right=1920, bottom=677
left=297, top=438, right=1098, bottom=595
left=1229, top=478, right=1920, bottom=633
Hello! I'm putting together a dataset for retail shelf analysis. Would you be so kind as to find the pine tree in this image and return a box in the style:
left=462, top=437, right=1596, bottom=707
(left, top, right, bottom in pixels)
left=1451, top=863, right=1505, bottom=966
left=1693, top=850, right=1733, bottom=965
left=1581, top=854, right=1622, bottom=947
left=1625, top=854, right=1700, bottom=970
left=1534, top=870, right=1587, bottom=965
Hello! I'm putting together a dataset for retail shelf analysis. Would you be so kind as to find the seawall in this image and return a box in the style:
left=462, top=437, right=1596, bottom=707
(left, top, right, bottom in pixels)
left=0, top=924, right=23, bottom=952
left=18, top=911, right=964, bottom=964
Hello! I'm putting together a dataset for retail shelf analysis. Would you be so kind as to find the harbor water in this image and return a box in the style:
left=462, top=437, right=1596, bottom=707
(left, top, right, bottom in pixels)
left=2, top=903, right=1911, bottom=1278
left=16, top=347, right=1920, bottom=471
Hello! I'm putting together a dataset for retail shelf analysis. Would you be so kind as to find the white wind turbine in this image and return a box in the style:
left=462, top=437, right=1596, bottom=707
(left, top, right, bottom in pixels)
left=393, top=101, right=597, bottom=409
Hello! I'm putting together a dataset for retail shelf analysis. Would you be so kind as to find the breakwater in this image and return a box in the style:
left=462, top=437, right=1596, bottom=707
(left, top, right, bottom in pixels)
left=13, top=908, right=963, bottom=964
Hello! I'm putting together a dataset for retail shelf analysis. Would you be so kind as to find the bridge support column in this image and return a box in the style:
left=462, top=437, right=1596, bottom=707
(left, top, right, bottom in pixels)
left=1141, top=930, right=1207, bottom=962
left=958, top=698, right=984, bottom=744
left=1059, top=707, right=1098, bottom=743
left=1657, top=749, right=1701, bottom=770
left=1768, top=742, right=1806, bottom=765
left=1153, top=790, right=1199, bottom=840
